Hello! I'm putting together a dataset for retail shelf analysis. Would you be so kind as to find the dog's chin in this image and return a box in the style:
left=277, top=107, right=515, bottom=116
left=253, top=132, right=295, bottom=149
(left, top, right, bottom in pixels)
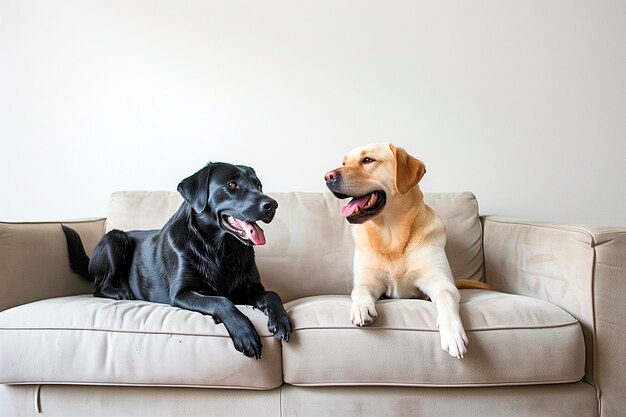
left=330, top=190, right=351, bottom=199
left=346, top=209, right=382, bottom=224
left=345, top=206, right=385, bottom=224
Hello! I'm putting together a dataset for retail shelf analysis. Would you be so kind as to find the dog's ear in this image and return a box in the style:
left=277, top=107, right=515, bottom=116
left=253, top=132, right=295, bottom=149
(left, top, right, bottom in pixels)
left=177, top=163, right=212, bottom=213
left=389, top=144, right=426, bottom=194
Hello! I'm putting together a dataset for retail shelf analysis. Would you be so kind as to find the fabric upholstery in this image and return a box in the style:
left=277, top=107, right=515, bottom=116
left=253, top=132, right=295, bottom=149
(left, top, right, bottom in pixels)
left=0, top=290, right=585, bottom=390
left=0, top=382, right=597, bottom=417
left=2, top=194, right=618, bottom=416
left=105, top=191, right=484, bottom=301
left=282, top=290, right=585, bottom=386
left=281, top=383, right=598, bottom=417
left=105, top=191, right=184, bottom=233
left=0, top=384, right=281, bottom=417
left=483, top=216, right=626, bottom=416
left=0, top=296, right=282, bottom=389
left=0, top=219, right=105, bottom=312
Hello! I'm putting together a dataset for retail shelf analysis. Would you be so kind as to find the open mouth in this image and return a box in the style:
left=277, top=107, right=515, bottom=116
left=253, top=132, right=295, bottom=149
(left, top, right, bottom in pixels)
left=340, top=191, right=386, bottom=224
left=221, top=214, right=267, bottom=245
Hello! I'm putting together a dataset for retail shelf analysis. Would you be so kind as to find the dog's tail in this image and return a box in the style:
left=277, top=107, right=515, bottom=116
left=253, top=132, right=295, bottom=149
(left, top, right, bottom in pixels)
left=61, top=225, right=93, bottom=282
left=455, top=279, right=494, bottom=290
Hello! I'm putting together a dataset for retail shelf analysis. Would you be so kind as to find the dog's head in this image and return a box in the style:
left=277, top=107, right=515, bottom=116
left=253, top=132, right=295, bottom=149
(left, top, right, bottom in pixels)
left=177, top=162, right=278, bottom=246
left=324, top=143, right=426, bottom=224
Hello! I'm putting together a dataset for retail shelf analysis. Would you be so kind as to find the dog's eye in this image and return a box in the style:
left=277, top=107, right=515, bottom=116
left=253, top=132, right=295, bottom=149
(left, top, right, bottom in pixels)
left=362, top=157, right=375, bottom=164
left=227, top=181, right=237, bottom=190
left=257, top=184, right=263, bottom=191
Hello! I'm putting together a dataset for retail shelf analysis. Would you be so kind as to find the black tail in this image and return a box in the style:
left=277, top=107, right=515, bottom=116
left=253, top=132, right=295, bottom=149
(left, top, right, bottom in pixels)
left=61, top=225, right=93, bottom=282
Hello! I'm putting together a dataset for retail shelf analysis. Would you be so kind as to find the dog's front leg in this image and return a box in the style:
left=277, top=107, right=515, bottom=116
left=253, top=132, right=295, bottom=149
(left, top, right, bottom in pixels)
left=351, top=261, right=386, bottom=326
left=351, top=284, right=380, bottom=326
left=412, top=246, right=468, bottom=359
left=418, top=278, right=468, bottom=359
left=172, top=290, right=262, bottom=359
left=433, top=285, right=468, bottom=359
left=247, top=289, right=292, bottom=342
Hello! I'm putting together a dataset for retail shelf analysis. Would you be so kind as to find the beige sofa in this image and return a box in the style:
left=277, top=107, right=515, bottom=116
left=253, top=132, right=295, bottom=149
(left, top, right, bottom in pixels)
left=1, top=191, right=624, bottom=417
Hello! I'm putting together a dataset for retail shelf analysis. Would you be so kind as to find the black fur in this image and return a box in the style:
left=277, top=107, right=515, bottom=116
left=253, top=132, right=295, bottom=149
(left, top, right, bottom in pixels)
left=62, top=162, right=291, bottom=358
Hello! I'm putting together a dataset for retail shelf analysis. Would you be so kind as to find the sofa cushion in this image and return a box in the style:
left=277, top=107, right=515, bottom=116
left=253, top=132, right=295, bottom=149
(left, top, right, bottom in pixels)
left=0, top=296, right=283, bottom=389
left=105, top=191, right=484, bottom=302
left=282, top=290, right=585, bottom=387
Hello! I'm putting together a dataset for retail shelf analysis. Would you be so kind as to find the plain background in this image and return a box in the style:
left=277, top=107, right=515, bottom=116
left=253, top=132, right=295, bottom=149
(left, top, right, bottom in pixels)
left=1, top=0, right=624, bottom=226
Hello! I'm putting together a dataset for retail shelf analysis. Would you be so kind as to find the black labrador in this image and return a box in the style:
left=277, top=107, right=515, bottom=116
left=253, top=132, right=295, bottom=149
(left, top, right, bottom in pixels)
left=62, top=162, right=291, bottom=359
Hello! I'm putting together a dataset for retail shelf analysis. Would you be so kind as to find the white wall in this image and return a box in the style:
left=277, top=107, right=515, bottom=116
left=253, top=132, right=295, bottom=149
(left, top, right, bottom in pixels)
left=1, top=0, right=625, bottom=226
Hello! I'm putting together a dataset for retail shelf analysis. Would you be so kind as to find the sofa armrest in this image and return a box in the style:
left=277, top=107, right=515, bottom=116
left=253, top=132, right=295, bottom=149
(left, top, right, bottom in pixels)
left=482, top=216, right=626, bottom=416
left=0, top=219, right=106, bottom=312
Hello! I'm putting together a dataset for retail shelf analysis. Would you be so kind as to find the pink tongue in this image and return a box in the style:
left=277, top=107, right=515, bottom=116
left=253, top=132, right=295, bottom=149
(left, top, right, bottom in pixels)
left=341, top=195, right=371, bottom=217
left=237, top=219, right=266, bottom=245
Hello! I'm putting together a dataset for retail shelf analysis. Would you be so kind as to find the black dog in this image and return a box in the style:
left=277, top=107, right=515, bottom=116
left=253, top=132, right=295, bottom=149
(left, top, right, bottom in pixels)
left=62, top=162, right=291, bottom=358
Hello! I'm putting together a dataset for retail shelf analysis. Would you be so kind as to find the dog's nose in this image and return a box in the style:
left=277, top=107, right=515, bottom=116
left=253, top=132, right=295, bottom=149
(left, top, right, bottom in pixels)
left=259, top=198, right=278, bottom=223
left=325, top=170, right=341, bottom=183
left=261, top=199, right=278, bottom=213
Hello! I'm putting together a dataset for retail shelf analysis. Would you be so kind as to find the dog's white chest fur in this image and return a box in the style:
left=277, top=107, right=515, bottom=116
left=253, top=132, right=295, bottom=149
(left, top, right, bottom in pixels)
left=383, top=276, right=426, bottom=299
left=353, top=247, right=429, bottom=299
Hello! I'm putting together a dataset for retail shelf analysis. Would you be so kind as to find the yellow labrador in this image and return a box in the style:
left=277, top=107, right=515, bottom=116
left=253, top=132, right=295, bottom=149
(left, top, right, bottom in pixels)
left=325, top=142, right=489, bottom=359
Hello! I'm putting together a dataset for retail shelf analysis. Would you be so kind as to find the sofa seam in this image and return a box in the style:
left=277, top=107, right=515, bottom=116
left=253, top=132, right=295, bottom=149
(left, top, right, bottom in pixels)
left=472, top=192, right=486, bottom=283
left=0, top=321, right=580, bottom=335
left=5, top=381, right=280, bottom=390
left=0, top=327, right=278, bottom=339
left=283, top=377, right=584, bottom=388
left=287, top=321, right=580, bottom=333
left=0, top=218, right=107, bottom=226
left=591, top=244, right=601, bottom=416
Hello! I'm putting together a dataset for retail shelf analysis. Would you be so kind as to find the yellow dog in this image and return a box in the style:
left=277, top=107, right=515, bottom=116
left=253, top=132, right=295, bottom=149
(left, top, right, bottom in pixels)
left=325, top=143, right=490, bottom=359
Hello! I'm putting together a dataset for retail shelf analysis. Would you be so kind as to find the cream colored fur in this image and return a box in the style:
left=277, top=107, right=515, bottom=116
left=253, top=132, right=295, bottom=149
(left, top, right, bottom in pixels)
left=336, top=143, right=468, bottom=359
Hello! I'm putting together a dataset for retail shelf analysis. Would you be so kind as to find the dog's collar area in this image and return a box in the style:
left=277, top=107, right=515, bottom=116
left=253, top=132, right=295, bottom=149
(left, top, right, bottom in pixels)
left=341, top=191, right=386, bottom=224
left=220, top=214, right=267, bottom=246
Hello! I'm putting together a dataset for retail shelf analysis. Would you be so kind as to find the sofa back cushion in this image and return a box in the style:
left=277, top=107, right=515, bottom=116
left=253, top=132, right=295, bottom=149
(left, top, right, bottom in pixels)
left=106, top=191, right=483, bottom=302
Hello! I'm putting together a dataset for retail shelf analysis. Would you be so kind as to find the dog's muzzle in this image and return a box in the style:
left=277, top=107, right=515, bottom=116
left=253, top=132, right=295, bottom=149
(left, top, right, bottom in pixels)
left=324, top=169, right=349, bottom=198
left=324, top=168, right=386, bottom=224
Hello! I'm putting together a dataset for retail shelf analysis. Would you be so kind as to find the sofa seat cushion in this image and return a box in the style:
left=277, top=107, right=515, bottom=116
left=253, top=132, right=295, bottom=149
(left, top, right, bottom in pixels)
left=282, top=290, right=585, bottom=387
left=0, top=295, right=283, bottom=389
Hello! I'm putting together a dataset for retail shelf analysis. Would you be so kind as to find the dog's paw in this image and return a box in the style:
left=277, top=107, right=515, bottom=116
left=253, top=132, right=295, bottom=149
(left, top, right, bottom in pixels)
left=268, top=311, right=292, bottom=342
left=438, top=323, right=469, bottom=359
left=225, top=317, right=263, bottom=359
left=350, top=301, right=377, bottom=326
left=231, top=328, right=263, bottom=359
